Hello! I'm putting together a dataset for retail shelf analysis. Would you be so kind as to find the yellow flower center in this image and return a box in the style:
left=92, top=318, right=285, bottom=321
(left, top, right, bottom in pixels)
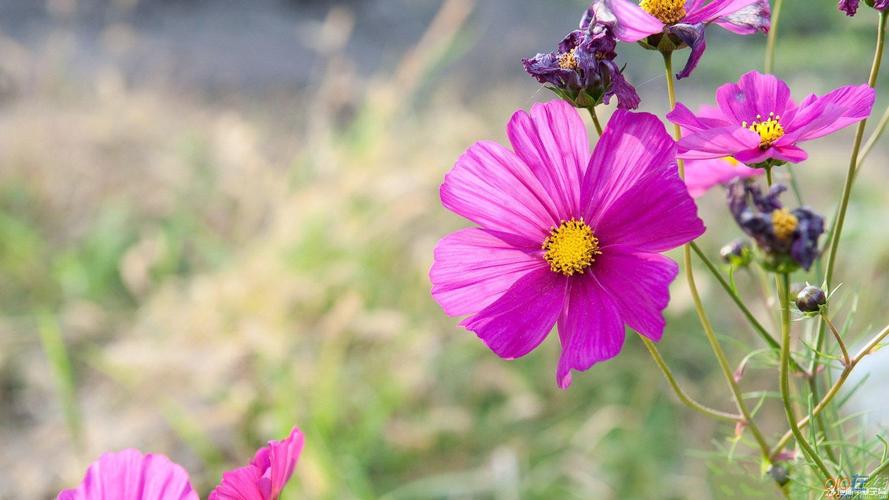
left=640, top=0, right=687, bottom=24
left=543, top=218, right=601, bottom=276
left=558, top=49, right=578, bottom=70
left=742, top=113, right=785, bottom=148
left=771, top=208, right=798, bottom=241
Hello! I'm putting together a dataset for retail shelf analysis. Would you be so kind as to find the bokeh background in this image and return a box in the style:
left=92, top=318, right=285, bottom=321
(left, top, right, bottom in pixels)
left=1, top=0, right=888, bottom=498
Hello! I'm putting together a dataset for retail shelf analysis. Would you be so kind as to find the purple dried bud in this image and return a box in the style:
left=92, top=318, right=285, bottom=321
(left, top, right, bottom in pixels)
left=522, top=17, right=639, bottom=109
left=795, top=286, right=827, bottom=313
left=768, top=464, right=790, bottom=486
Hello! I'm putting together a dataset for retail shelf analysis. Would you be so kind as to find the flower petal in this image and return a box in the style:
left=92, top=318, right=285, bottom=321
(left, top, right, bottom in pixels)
left=208, top=467, right=265, bottom=500
left=555, top=277, right=624, bottom=389
left=58, top=450, right=198, bottom=500
left=684, top=157, right=761, bottom=197
left=783, top=84, right=876, bottom=142
left=591, top=249, right=679, bottom=341
left=507, top=100, right=590, bottom=219
left=667, top=103, right=732, bottom=133
left=715, top=71, right=793, bottom=124
left=431, top=228, right=545, bottom=317
left=587, top=0, right=665, bottom=42
left=713, top=0, right=771, bottom=34
left=676, top=126, right=761, bottom=159
left=580, top=110, right=677, bottom=224
left=441, top=140, right=558, bottom=245
left=593, top=160, right=705, bottom=253
left=461, top=267, right=566, bottom=360
left=685, top=0, right=763, bottom=24
left=209, top=427, right=304, bottom=500
left=670, top=23, right=707, bottom=80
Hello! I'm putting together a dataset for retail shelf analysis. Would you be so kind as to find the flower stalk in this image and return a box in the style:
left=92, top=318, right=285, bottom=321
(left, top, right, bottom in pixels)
left=777, top=273, right=832, bottom=481
left=662, top=49, right=772, bottom=460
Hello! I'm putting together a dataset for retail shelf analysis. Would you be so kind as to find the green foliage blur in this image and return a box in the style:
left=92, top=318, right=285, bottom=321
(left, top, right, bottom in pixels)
left=1, top=1, right=888, bottom=498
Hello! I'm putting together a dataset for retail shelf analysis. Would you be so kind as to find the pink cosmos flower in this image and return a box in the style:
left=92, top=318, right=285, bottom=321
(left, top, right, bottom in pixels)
left=430, top=100, right=705, bottom=389
left=685, top=156, right=761, bottom=197
left=58, top=427, right=303, bottom=500
left=57, top=450, right=199, bottom=500
left=667, top=71, right=876, bottom=165
left=586, top=0, right=770, bottom=79
left=209, top=427, right=304, bottom=500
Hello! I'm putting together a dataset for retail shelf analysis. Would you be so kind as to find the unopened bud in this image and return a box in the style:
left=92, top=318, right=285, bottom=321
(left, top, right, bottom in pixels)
left=720, top=239, right=752, bottom=267
left=795, top=286, right=827, bottom=313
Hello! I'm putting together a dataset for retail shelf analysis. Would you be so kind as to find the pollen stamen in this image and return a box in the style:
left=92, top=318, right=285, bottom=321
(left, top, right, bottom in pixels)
left=542, top=218, right=601, bottom=276
left=558, top=49, right=578, bottom=70
left=640, top=0, right=687, bottom=24
left=742, top=112, right=785, bottom=149
left=771, top=208, right=798, bottom=241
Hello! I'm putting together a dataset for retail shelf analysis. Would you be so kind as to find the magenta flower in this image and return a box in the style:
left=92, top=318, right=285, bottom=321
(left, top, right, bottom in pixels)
left=430, top=100, right=705, bottom=388
left=209, top=427, right=304, bottom=500
left=58, top=427, right=303, bottom=500
left=685, top=156, right=761, bottom=198
left=57, top=450, right=199, bottom=500
left=667, top=71, right=876, bottom=165
left=585, top=0, right=770, bottom=79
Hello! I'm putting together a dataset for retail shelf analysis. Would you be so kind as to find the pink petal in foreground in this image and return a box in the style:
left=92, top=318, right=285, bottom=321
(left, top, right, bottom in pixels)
left=715, top=71, right=792, bottom=124
left=593, top=161, right=706, bottom=253
left=783, top=84, right=876, bottom=142
left=58, top=450, right=198, bottom=500
left=209, top=427, right=304, bottom=500
left=556, top=277, right=624, bottom=389
left=676, top=126, right=761, bottom=160
left=440, top=140, right=558, bottom=246
left=507, top=100, right=590, bottom=219
left=685, top=0, right=762, bottom=24
left=591, top=249, right=679, bottom=342
left=461, top=267, right=567, bottom=360
left=581, top=110, right=677, bottom=225
left=431, top=228, right=546, bottom=318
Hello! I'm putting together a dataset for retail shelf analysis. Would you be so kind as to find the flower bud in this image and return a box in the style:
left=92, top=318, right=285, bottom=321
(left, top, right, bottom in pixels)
left=719, top=239, right=752, bottom=267
left=767, top=464, right=790, bottom=486
left=795, top=286, right=827, bottom=313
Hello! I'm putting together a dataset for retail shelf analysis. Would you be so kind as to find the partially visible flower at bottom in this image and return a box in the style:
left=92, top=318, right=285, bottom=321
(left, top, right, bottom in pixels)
left=684, top=155, right=761, bottom=198
left=209, top=427, right=304, bottom=500
left=727, top=180, right=824, bottom=272
left=57, top=427, right=303, bottom=500
left=839, top=0, right=889, bottom=16
left=430, top=100, right=705, bottom=388
left=58, top=449, right=199, bottom=500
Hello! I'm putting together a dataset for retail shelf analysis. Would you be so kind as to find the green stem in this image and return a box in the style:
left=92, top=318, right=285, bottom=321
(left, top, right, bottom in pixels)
left=37, top=312, right=83, bottom=450
left=765, top=165, right=773, bottom=187
left=823, top=314, right=851, bottom=367
left=856, top=101, right=889, bottom=174
left=777, top=274, right=832, bottom=480
left=771, top=323, right=889, bottom=458
left=587, top=106, right=604, bottom=136
left=811, top=9, right=888, bottom=432
left=690, top=242, right=808, bottom=373
left=764, top=0, right=783, bottom=74
left=640, top=337, right=742, bottom=422
left=662, top=50, right=771, bottom=460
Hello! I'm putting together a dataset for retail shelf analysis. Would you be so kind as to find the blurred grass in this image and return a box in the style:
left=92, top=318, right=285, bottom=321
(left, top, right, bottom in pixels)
left=1, top=1, right=889, bottom=499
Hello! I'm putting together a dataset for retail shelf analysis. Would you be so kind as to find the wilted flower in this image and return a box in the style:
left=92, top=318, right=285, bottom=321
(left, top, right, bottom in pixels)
left=668, top=71, right=876, bottom=165
left=430, top=100, right=704, bottom=388
left=585, top=0, right=770, bottom=79
left=523, top=13, right=640, bottom=109
left=796, top=285, right=828, bottom=313
left=58, top=427, right=303, bottom=500
left=727, top=181, right=824, bottom=272
left=685, top=155, right=761, bottom=197
left=839, top=0, right=889, bottom=16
